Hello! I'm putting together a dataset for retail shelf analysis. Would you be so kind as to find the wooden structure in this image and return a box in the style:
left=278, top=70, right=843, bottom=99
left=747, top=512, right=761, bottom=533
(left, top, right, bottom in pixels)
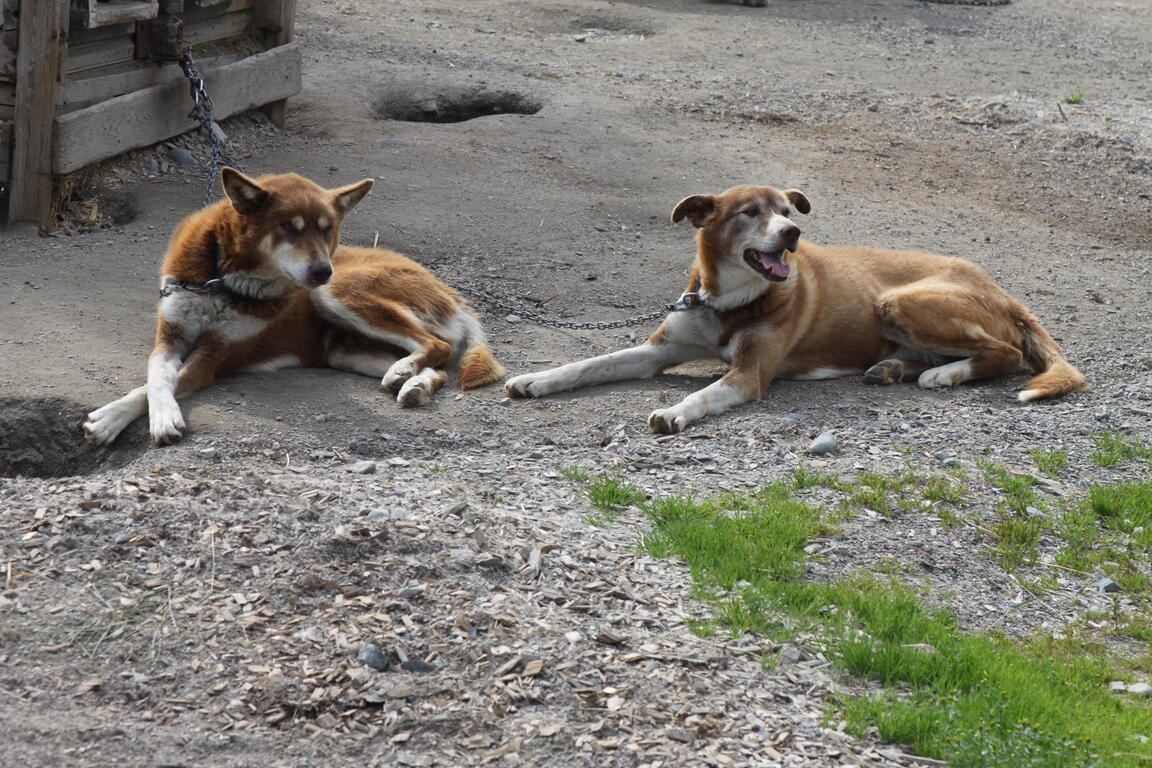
left=1, top=0, right=300, bottom=230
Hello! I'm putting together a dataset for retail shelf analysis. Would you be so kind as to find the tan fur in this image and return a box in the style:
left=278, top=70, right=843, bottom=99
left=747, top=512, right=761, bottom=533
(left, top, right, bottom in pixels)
left=507, top=185, right=1084, bottom=433
left=84, top=169, right=503, bottom=446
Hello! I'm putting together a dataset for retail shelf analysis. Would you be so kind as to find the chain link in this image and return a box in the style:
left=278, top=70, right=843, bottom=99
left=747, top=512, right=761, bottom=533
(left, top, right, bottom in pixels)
left=443, top=279, right=669, bottom=331
left=179, top=52, right=243, bottom=207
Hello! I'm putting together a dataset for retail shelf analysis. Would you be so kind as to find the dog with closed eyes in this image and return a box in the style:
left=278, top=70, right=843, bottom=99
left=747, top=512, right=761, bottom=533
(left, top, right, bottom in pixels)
left=506, top=184, right=1084, bottom=433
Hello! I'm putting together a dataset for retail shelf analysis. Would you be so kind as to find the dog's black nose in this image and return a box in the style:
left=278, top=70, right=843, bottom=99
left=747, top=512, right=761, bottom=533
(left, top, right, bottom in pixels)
left=781, top=225, right=800, bottom=250
left=308, top=261, right=333, bottom=286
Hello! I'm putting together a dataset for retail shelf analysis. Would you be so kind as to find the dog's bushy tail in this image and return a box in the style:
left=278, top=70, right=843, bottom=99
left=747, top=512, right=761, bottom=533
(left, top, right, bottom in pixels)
left=459, top=344, right=506, bottom=390
left=1015, top=305, right=1086, bottom=402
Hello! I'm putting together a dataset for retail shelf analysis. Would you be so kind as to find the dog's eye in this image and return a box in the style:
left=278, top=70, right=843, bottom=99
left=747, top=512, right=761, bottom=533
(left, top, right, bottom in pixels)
left=281, top=221, right=296, bottom=233
left=743, top=208, right=759, bottom=217
left=780, top=207, right=791, bottom=217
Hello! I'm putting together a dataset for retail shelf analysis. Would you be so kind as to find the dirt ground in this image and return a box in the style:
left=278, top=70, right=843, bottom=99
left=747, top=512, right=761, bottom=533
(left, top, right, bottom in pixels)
left=2, top=0, right=1152, bottom=766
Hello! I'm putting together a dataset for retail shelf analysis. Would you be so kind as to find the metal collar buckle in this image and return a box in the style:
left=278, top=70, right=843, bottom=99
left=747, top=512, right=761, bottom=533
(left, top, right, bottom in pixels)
left=666, top=291, right=704, bottom=312
left=159, top=278, right=225, bottom=298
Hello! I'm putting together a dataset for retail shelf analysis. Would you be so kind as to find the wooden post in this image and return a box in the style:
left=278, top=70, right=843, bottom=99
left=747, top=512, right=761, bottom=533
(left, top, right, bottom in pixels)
left=8, top=0, right=68, bottom=231
left=255, top=0, right=294, bottom=128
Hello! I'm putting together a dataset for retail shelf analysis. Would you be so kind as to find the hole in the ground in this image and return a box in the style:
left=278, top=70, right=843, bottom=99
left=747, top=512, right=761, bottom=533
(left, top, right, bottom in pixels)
left=0, top=398, right=136, bottom=478
left=374, top=89, right=542, bottom=124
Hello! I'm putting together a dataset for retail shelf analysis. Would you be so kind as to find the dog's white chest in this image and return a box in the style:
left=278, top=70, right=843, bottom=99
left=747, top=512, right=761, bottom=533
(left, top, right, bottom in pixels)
left=159, top=293, right=267, bottom=343
left=662, top=309, right=729, bottom=358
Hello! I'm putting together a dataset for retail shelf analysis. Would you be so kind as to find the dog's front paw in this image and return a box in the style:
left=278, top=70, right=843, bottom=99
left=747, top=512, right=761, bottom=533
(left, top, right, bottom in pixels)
left=84, top=412, right=122, bottom=446
left=648, top=407, right=690, bottom=434
left=505, top=373, right=556, bottom=399
left=383, top=359, right=419, bottom=392
left=149, top=406, right=186, bottom=445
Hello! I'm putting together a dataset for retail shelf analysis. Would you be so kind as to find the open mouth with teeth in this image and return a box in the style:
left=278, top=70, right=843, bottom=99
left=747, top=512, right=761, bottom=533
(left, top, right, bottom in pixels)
left=743, top=249, right=791, bottom=281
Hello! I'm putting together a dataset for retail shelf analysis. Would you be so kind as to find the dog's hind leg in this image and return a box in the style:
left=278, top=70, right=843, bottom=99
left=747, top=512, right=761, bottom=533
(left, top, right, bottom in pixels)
left=327, top=347, right=398, bottom=379
left=874, top=285, right=1023, bottom=390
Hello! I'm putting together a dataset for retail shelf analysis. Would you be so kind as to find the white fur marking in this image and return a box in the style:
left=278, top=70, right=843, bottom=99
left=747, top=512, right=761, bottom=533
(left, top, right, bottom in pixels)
left=243, top=355, right=300, bottom=373
left=83, top=386, right=148, bottom=445
left=317, top=215, right=330, bottom=230
left=1017, top=389, right=1044, bottom=403
left=918, top=359, right=974, bottom=389
left=311, top=290, right=422, bottom=352
left=292, top=215, right=305, bottom=231
left=790, top=367, right=860, bottom=381
left=147, top=350, right=186, bottom=443
left=506, top=343, right=704, bottom=399
left=649, top=379, right=745, bottom=434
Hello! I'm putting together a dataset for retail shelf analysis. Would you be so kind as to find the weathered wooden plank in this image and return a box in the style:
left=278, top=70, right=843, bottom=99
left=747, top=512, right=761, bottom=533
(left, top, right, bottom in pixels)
left=66, top=35, right=135, bottom=75
left=54, top=41, right=301, bottom=174
left=0, top=119, right=12, bottom=182
left=8, top=0, right=68, bottom=228
left=71, top=0, right=158, bottom=29
left=61, top=51, right=240, bottom=110
left=184, top=8, right=251, bottom=44
left=254, top=0, right=293, bottom=127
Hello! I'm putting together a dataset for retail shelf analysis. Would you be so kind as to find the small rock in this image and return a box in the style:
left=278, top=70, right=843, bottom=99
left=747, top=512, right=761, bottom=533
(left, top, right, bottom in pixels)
left=198, top=447, right=218, bottom=459
left=1109, top=681, right=1127, bottom=692
left=866, top=101, right=879, bottom=112
left=114, top=533, right=131, bottom=545
left=349, top=460, right=377, bottom=474
left=504, top=314, right=521, bottom=323
left=354, top=441, right=373, bottom=456
left=399, top=586, right=425, bottom=599
left=1129, top=683, right=1152, bottom=697
left=387, top=457, right=410, bottom=467
left=1098, top=578, right=1122, bottom=593
left=808, top=432, right=838, bottom=456
left=400, top=660, right=437, bottom=673
left=1024, top=506, right=1048, bottom=520
left=358, top=643, right=390, bottom=671
left=159, top=144, right=197, bottom=166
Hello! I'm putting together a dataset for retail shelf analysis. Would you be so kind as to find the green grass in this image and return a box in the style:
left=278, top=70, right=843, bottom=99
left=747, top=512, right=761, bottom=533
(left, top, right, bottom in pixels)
left=1090, top=433, right=1150, bottom=468
left=557, top=463, right=591, bottom=482
left=584, top=474, right=646, bottom=522
left=1030, top=448, right=1071, bottom=479
left=1063, top=91, right=1085, bottom=105
left=636, top=482, right=1152, bottom=768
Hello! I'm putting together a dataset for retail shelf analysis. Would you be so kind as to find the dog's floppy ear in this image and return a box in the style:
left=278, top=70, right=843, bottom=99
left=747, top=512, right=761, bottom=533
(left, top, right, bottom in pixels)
left=784, top=189, right=811, bottom=215
left=331, top=179, right=374, bottom=216
left=671, top=194, right=716, bottom=228
left=221, top=168, right=270, bottom=214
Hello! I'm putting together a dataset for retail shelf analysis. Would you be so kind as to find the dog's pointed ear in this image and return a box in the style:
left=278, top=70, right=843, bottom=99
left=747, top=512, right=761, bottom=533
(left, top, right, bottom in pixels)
left=331, top=179, right=374, bottom=216
left=671, top=194, right=716, bottom=227
left=784, top=189, right=811, bottom=215
left=221, top=168, right=269, bottom=214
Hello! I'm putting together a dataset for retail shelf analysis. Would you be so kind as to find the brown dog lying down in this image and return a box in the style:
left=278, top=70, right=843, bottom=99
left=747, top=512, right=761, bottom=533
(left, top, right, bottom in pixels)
left=507, top=184, right=1084, bottom=433
left=84, top=168, right=505, bottom=446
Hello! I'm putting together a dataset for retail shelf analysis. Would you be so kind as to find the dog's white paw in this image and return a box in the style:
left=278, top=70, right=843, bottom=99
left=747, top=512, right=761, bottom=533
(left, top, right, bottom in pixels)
left=383, top=359, right=419, bottom=392
left=149, top=404, right=186, bottom=444
left=917, top=360, right=971, bottom=390
left=84, top=411, right=127, bottom=446
left=397, top=377, right=432, bottom=408
left=83, top=400, right=139, bottom=445
left=505, top=373, right=559, bottom=399
left=648, top=407, right=691, bottom=434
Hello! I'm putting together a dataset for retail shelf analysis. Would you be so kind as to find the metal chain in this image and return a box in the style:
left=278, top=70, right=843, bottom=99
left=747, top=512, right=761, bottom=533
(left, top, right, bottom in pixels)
left=178, top=52, right=243, bottom=207
left=443, top=279, right=670, bottom=330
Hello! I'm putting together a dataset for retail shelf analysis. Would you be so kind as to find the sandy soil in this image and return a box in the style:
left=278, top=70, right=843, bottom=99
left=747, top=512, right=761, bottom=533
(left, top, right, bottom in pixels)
left=2, top=0, right=1151, bottom=766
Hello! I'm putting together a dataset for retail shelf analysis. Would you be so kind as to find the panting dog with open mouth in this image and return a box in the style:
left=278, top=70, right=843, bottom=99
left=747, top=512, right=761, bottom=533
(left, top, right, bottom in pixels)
left=84, top=168, right=505, bottom=446
left=507, top=184, right=1085, bottom=433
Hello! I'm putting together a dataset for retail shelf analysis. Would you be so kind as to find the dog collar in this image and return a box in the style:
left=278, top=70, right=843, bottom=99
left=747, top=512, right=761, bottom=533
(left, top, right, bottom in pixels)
left=666, top=291, right=706, bottom=312
left=159, top=236, right=227, bottom=298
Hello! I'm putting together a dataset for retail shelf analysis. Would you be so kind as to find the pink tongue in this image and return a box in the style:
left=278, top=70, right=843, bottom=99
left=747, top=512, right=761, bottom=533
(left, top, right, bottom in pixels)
left=759, top=252, right=790, bottom=280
